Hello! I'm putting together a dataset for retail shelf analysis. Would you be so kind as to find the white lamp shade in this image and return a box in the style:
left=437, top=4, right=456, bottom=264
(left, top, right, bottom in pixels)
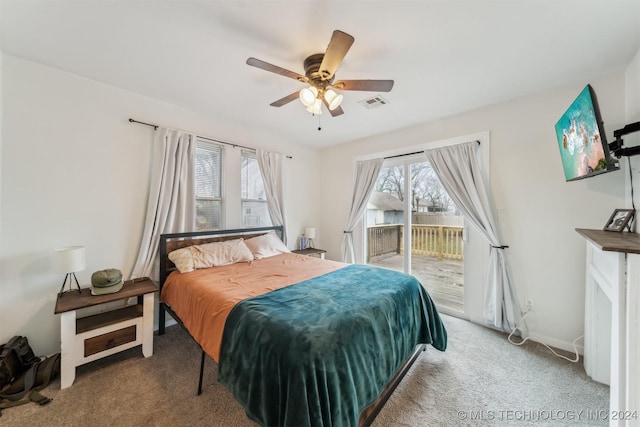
left=324, top=89, right=343, bottom=110
left=305, top=227, right=316, bottom=239
left=299, top=86, right=318, bottom=107
left=306, top=98, right=323, bottom=115
left=54, top=246, right=86, bottom=274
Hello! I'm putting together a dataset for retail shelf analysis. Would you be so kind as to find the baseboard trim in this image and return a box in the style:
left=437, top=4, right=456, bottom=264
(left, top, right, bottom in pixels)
left=154, top=318, right=177, bottom=332
left=527, top=331, right=584, bottom=356
left=438, top=314, right=585, bottom=358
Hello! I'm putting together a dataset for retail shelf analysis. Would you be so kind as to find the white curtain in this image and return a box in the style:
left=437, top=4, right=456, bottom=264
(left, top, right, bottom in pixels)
left=131, top=128, right=196, bottom=281
left=256, top=149, right=287, bottom=243
left=341, top=158, right=384, bottom=263
left=423, top=141, right=526, bottom=336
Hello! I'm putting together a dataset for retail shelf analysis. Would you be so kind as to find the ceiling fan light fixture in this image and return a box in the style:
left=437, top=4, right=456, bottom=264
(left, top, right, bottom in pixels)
left=324, top=89, right=343, bottom=110
left=247, top=30, right=393, bottom=120
left=306, top=98, right=323, bottom=115
left=299, top=86, right=318, bottom=107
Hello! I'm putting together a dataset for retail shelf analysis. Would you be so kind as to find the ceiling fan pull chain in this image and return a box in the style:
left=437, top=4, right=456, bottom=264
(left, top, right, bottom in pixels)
left=318, top=114, right=322, bottom=131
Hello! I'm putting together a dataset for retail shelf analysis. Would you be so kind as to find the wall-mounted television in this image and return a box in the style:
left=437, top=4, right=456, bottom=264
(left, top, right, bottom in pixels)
left=554, top=85, right=619, bottom=181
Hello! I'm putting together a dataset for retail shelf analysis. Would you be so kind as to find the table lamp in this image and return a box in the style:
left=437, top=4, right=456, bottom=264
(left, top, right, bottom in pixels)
left=305, top=227, right=316, bottom=248
left=54, top=246, right=86, bottom=296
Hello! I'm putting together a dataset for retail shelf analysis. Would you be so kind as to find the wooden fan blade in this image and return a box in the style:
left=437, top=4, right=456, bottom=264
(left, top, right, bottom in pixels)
left=247, top=57, right=308, bottom=83
left=328, top=105, right=344, bottom=117
left=270, top=91, right=300, bottom=107
left=332, top=80, right=394, bottom=92
left=322, top=98, right=344, bottom=117
left=318, top=30, right=355, bottom=81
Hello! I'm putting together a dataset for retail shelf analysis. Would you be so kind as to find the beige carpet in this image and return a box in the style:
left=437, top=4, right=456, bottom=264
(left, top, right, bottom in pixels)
left=1, top=315, right=608, bottom=426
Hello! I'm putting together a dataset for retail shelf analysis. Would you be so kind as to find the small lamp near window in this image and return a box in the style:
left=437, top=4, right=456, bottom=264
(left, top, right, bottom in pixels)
left=305, top=227, right=316, bottom=248
left=54, top=246, right=86, bottom=296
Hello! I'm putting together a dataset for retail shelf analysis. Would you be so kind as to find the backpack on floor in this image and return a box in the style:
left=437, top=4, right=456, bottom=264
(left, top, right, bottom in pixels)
left=0, top=336, right=61, bottom=416
left=0, top=336, right=39, bottom=388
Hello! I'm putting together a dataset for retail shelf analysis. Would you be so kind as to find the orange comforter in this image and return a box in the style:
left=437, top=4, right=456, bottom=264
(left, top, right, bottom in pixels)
left=161, top=253, right=346, bottom=362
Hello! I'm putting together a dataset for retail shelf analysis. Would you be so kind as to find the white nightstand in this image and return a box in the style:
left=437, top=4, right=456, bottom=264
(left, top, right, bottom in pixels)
left=54, top=278, right=157, bottom=389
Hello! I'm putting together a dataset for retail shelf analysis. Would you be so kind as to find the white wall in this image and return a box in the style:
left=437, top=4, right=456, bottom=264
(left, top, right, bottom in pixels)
left=318, top=72, right=627, bottom=351
left=0, top=55, right=321, bottom=355
left=626, top=49, right=640, bottom=214
left=624, top=47, right=640, bottom=420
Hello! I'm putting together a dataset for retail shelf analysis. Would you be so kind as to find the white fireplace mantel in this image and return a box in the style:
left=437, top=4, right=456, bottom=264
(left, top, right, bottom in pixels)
left=576, top=228, right=640, bottom=426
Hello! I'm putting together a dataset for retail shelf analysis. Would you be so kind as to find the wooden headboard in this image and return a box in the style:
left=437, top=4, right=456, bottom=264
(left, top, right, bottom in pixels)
left=158, top=225, right=284, bottom=290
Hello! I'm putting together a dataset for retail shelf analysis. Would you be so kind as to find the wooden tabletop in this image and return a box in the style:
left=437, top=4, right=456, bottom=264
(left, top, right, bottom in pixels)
left=576, top=228, right=640, bottom=254
left=54, top=278, right=158, bottom=314
left=292, top=248, right=326, bottom=255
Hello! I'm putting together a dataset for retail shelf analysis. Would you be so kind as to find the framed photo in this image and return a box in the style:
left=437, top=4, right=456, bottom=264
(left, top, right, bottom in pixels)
left=603, top=209, right=635, bottom=232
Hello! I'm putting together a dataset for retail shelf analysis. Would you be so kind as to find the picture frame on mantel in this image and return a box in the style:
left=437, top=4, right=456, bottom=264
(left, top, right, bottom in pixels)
left=603, top=209, right=635, bottom=232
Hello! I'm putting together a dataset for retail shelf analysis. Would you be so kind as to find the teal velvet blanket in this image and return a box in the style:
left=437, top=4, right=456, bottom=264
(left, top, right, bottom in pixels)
left=218, top=264, right=447, bottom=427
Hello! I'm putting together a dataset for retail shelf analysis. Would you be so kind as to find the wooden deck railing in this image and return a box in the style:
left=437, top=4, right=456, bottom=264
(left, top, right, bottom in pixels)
left=367, top=224, right=464, bottom=261
left=367, top=224, right=402, bottom=261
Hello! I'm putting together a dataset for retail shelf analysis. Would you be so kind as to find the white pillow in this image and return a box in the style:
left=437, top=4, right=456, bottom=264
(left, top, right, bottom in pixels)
left=244, top=231, right=290, bottom=259
left=168, top=238, right=254, bottom=273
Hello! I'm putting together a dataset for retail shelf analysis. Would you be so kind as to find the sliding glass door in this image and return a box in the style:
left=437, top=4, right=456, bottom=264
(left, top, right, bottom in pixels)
left=366, top=155, right=465, bottom=315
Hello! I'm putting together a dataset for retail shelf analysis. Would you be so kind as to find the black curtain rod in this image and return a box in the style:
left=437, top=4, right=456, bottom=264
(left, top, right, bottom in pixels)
left=385, top=150, right=425, bottom=160
left=384, top=140, right=481, bottom=160
left=128, top=118, right=293, bottom=159
left=129, top=118, right=159, bottom=130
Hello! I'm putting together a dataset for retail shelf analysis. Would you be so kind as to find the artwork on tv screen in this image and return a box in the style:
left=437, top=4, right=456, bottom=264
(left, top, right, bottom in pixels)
left=554, top=85, right=619, bottom=181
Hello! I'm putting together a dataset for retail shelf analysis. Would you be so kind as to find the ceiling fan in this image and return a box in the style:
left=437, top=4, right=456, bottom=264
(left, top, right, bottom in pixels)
left=246, top=30, right=394, bottom=117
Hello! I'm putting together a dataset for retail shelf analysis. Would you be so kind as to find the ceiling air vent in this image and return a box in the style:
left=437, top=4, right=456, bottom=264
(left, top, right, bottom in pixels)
left=358, top=95, right=390, bottom=109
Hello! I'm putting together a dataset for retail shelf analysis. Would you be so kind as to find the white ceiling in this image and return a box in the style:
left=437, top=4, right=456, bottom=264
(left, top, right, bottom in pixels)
left=2, top=1, right=639, bottom=148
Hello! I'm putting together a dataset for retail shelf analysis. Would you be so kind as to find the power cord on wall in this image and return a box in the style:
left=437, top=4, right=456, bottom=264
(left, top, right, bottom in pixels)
left=507, top=310, right=582, bottom=363
left=627, top=156, right=637, bottom=232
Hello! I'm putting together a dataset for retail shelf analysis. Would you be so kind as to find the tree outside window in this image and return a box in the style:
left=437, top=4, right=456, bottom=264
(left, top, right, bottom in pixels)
left=241, top=150, right=271, bottom=227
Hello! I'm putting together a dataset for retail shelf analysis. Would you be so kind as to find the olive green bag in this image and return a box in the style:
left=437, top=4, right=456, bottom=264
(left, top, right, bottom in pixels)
left=0, top=336, right=60, bottom=416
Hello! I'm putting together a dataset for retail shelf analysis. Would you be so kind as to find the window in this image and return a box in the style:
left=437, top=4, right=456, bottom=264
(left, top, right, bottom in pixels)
left=241, top=150, right=271, bottom=227
left=195, top=140, right=223, bottom=230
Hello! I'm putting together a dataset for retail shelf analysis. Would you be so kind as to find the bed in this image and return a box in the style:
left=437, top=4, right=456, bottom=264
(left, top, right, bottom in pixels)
left=157, top=226, right=447, bottom=427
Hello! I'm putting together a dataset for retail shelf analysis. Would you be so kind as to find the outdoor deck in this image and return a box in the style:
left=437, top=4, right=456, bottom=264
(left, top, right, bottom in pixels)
left=369, top=253, right=464, bottom=312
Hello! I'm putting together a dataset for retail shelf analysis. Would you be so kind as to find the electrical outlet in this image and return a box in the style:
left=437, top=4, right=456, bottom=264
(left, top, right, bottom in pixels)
left=525, top=299, right=535, bottom=312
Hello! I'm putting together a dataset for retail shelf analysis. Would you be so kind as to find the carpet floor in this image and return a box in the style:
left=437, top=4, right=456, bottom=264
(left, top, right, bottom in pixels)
left=1, top=314, right=608, bottom=426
